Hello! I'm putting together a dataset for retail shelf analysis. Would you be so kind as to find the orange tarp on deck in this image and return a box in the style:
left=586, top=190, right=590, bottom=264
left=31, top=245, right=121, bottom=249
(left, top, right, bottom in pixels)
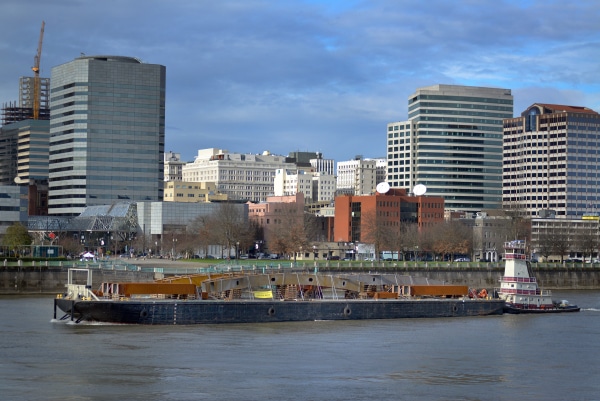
left=409, top=285, right=468, bottom=297
left=114, top=283, right=197, bottom=296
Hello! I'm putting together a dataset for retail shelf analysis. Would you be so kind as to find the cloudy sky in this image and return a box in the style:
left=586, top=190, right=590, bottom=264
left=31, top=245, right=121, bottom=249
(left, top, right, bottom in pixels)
left=1, top=0, right=599, bottom=163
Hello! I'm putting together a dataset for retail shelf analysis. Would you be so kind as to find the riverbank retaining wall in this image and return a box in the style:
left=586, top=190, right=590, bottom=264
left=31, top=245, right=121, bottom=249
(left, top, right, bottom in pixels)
left=0, top=267, right=155, bottom=294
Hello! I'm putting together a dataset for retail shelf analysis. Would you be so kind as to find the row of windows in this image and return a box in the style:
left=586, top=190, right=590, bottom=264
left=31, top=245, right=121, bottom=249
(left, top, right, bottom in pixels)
left=418, top=137, right=501, bottom=145
left=409, top=94, right=513, bottom=105
left=415, top=152, right=502, bottom=160
left=418, top=124, right=503, bottom=132
left=83, top=81, right=163, bottom=91
left=503, top=181, right=568, bottom=189
left=413, top=116, right=505, bottom=126
left=503, top=178, right=566, bottom=185
left=416, top=160, right=500, bottom=167
left=409, top=101, right=513, bottom=113
left=413, top=186, right=501, bottom=195
left=417, top=145, right=499, bottom=153
left=416, top=174, right=501, bottom=182
left=50, top=91, right=86, bottom=102
left=504, top=141, right=567, bottom=153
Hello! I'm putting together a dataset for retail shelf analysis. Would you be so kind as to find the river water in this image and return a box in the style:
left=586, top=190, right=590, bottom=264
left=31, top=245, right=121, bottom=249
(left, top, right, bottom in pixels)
left=1, top=291, right=599, bottom=401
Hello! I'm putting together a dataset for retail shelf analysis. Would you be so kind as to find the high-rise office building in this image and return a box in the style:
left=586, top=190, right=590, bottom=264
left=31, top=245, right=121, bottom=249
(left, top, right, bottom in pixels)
left=48, top=55, right=166, bottom=216
left=503, top=103, right=600, bottom=218
left=387, top=84, right=513, bottom=212
left=337, top=156, right=386, bottom=196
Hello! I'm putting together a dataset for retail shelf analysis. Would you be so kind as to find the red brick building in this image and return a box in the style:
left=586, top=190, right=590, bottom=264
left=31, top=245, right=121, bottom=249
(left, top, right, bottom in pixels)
left=333, top=188, right=444, bottom=242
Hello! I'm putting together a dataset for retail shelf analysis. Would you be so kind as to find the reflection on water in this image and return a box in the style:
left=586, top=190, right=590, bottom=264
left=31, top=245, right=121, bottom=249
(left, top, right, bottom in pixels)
left=1, top=291, right=599, bottom=401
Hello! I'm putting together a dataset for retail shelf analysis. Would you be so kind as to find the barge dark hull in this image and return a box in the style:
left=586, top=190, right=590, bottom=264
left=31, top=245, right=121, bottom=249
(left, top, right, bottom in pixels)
left=503, top=305, right=580, bottom=314
left=55, top=298, right=505, bottom=325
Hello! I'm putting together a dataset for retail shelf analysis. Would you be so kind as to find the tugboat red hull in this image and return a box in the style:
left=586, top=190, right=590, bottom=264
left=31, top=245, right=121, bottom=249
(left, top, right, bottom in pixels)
left=503, top=304, right=580, bottom=314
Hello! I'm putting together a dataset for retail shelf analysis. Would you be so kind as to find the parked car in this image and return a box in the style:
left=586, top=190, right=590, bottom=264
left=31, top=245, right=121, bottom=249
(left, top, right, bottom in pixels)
left=455, top=257, right=471, bottom=262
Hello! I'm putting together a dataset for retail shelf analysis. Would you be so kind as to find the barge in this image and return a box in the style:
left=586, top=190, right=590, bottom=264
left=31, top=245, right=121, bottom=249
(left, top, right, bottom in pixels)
left=54, top=268, right=505, bottom=324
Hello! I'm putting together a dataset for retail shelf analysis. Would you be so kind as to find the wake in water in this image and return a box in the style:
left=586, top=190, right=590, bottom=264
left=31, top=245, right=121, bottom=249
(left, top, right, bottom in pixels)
left=50, top=318, right=125, bottom=326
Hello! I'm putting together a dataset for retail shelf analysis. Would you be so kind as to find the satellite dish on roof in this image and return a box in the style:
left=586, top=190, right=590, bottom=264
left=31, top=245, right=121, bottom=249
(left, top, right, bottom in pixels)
left=413, top=184, right=427, bottom=196
left=376, top=182, right=390, bottom=194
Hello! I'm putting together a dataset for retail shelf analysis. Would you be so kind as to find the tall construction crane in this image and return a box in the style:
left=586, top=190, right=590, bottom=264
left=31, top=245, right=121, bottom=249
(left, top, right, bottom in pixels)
left=31, top=21, right=45, bottom=120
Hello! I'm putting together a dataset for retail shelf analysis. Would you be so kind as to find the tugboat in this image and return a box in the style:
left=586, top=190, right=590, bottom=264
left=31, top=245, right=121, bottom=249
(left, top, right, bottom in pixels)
left=497, top=240, right=580, bottom=314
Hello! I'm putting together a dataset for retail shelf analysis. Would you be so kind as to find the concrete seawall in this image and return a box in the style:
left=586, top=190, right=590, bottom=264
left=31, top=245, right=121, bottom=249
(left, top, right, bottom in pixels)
left=1, top=263, right=600, bottom=294
left=0, top=267, right=155, bottom=295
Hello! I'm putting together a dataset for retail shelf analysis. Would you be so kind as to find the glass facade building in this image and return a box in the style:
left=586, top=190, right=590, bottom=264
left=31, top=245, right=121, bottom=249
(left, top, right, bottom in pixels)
left=387, top=84, right=513, bottom=212
left=48, top=55, right=166, bottom=216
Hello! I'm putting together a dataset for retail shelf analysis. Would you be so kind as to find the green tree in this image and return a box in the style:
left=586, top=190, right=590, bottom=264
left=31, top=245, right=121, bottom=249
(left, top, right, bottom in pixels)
left=2, top=223, right=32, bottom=256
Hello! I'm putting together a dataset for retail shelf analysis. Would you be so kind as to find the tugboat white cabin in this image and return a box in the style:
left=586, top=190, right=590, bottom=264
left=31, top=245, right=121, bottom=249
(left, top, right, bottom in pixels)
left=497, top=240, right=579, bottom=314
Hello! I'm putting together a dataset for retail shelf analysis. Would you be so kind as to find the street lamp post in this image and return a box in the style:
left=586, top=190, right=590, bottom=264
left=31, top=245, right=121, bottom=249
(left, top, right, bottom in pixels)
left=313, top=245, right=316, bottom=260
left=236, top=241, right=239, bottom=260
left=172, top=237, right=177, bottom=261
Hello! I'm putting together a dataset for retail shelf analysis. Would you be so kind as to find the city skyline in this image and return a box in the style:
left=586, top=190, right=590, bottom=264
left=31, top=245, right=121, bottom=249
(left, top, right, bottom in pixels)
left=1, top=1, right=599, bottom=163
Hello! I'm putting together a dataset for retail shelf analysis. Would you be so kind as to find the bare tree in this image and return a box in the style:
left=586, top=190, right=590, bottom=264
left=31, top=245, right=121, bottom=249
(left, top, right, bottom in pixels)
left=361, top=209, right=395, bottom=261
left=268, top=203, right=310, bottom=261
left=188, top=215, right=215, bottom=257
left=497, top=209, right=531, bottom=243
left=576, top=227, right=599, bottom=261
left=60, top=235, right=83, bottom=257
left=189, top=203, right=250, bottom=259
left=429, top=220, right=472, bottom=261
left=386, top=222, right=420, bottom=260
left=549, top=229, right=570, bottom=262
left=535, top=231, right=554, bottom=262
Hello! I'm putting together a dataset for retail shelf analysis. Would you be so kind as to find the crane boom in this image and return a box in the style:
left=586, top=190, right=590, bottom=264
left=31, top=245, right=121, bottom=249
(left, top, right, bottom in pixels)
left=32, top=21, right=45, bottom=120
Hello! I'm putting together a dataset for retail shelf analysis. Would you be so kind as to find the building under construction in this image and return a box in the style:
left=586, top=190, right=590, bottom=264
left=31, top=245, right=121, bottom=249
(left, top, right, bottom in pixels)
left=1, top=77, right=50, bottom=126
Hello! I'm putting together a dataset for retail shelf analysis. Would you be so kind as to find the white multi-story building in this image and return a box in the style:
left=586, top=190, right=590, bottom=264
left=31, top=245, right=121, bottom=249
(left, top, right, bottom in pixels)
left=310, top=157, right=335, bottom=175
left=336, top=156, right=386, bottom=196
left=182, top=148, right=295, bottom=202
left=273, top=169, right=337, bottom=203
left=274, top=169, right=313, bottom=199
left=312, top=171, right=336, bottom=202
left=164, top=151, right=185, bottom=182
left=503, top=103, right=600, bottom=218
